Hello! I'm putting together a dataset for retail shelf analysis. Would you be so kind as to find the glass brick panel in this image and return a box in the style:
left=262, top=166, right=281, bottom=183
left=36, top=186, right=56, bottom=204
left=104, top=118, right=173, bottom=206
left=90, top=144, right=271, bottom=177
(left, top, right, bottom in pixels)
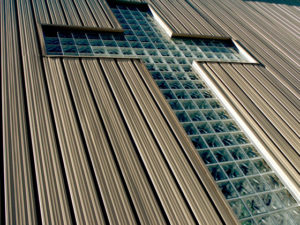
left=42, top=5, right=299, bottom=223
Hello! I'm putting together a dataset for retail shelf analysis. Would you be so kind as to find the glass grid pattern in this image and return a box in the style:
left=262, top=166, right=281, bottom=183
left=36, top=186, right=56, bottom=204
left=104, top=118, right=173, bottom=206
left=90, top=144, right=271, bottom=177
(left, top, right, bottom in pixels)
left=43, top=5, right=299, bottom=225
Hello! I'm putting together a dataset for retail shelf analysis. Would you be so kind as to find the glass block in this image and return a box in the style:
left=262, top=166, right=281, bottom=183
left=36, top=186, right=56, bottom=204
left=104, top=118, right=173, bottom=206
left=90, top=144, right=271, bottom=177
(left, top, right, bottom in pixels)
left=183, top=51, right=193, bottom=57
left=178, top=45, right=188, bottom=51
left=139, top=36, right=150, bottom=42
left=183, top=123, right=198, bottom=135
left=222, top=163, right=243, bottom=178
left=146, top=64, right=156, bottom=71
left=238, top=161, right=259, bottom=176
left=271, top=212, right=292, bottom=225
left=92, top=47, right=106, bottom=55
left=168, top=100, right=183, bottom=110
left=201, top=90, right=213, bottom=98
left=225, top=121, right=239, bottom=131
left=156, top=81, right=169, bottom=89
left=211, top=122, right=227, bottom=133
left=260, top=193, right=282, bottom=211
left=218, top=181, right=239, bottom=199
left=75, top=39, right=89, bottom=45
left=245, top=196, right=267, bottom=215
left=155, top=43, right=166, bottom=50
left=135, top=49, right=146, bottom=55
left=288, top=207, right=300, bottom=225
left=190, top=136, right=207, bottom=149
left=168, top=81, right=183, bottom=89
left=233, top=178, right=255, bottom=196
left=177, top=73, right=189, bottom=80
left=43, top=7, right=299, bottom=223
left=209, top=165, right=227, bottom=181
left=188, top=73, right=199, bottom=80
left=220, top=134, right=236, bottom=146
left=122, top=48, right=134, bottom=55
left=195, top=122, right=214, bottom=134
left=229, top=147, right=248, bottom=160
left=62, top=45, right=77, bottom=54
left=195, top=81, right=206, bottom=89
left=209, top=100, right=222, bottom=109
left=253, top=159, right=271, bottom=173
left=78, top=46, right=92, bottom=54
left=152, top=57, right=164, bottom=64
left=175, top=111, right=190, bottom=122
left=160, top=50, right=170, bottom=56
left=195, top=100, right=210, bottom=109
left=177, top=58, right=187, bottom=65
left=89, top=39, right=103, bottom=46
left=174, top=90, right=189, bottom=99
left=275, top=190, right=297, bottom=207
left=213, top=149, right=233, bottom=162
left=163, top=90, right=176, bottom=99
left=181, top=100, right=197, bottom=110
left=234, top=133, right=250, bottom=145
left=248, top=176, right=270, bottom=192
left=181, top=81, right=196, bottom=89
left=130, top=42, right=143, bottom=48
left=203, top=110, right=219, bottom=120
left=229, top=200, right=251, bottom=219
left=100, top=33, right=113, bottom=40
left=255, top=215, right=275, bottom=225
left=45, top=37, right=59, bottom=45
left=151, top=71, right=163, bottom=79
left=188, top=111, right=205, bottom=122
left=188, top=90, right=203, bottom=99
left=241, top=219, right=256, bottom=225
left=165, top=57, right=176, bottom=64
left=171, top=51, right=182, bottom=57
left=107, top=48, right=120, bottom=55
left=113, top=34, right=126, bottom=41
left=183, top=39, right=194, bottom=45
left=170, top=65, right=182, bottom=72
left=103, top=40, right=117, bottom=47
left=46, top=44, right=62, bottom=54
left=166, top=44, right=176, bottom=50
left=157, top=64, right=169, bottom=72
left=117, top=41, right=130, bottom=47
left=199, top=150, right=217, bottom=164
left=60, top=38, right=75, bottom=45
left=216, top=110, right=230, bottom=119
left=204, top=135, right=223, bottom=148
left=244, top=146, right=259, bottom=158
left=263, top=174, right=283, bottom=190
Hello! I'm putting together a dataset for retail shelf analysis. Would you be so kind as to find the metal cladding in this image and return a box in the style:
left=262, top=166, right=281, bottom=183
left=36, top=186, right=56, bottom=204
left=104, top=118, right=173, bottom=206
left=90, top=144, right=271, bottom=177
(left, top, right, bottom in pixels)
left=1, top=0, right=299, bottom=225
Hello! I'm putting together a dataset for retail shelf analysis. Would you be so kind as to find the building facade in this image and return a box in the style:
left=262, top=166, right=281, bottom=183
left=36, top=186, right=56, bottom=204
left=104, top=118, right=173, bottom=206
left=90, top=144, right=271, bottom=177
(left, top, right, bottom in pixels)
left=1, top=0, right=299, bottom=224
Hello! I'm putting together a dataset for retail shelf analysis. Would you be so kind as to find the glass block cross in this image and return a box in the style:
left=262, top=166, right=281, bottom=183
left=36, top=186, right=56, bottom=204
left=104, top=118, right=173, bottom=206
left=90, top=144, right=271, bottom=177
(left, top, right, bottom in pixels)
left=43, top=5, right=299, bottom=225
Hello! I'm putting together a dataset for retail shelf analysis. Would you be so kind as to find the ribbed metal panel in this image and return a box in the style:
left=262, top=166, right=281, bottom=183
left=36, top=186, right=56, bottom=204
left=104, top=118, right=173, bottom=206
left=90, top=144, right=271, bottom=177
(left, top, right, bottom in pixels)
left=2, top=0, right=299, bottom=224
left=32, top=0, right=122, bottom=29
left=1, top=0, right=238, bottom=221
left=2, top=1, right=38, bottom=224
left=188, top=0, right=299, bottom=101
left=148, top=0, right=229, bottom=38
left=195, top=62, right=300, bottom=189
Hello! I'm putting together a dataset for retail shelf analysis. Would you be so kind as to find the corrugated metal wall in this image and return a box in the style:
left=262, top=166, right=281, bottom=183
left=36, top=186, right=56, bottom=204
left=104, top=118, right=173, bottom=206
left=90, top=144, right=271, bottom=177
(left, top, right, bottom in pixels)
left=1, top=0, right=240, bottom=224
left=148, top=0, right=229, bottom=38
left=195, top=62, right=300, bottom=190
left=32, top=0, right=121, bottom=28
left=1, top=0, right=299, bottom=224
left=184, top=0, right=300, bottom=186
left=143, top=0, right=299, bottom=191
